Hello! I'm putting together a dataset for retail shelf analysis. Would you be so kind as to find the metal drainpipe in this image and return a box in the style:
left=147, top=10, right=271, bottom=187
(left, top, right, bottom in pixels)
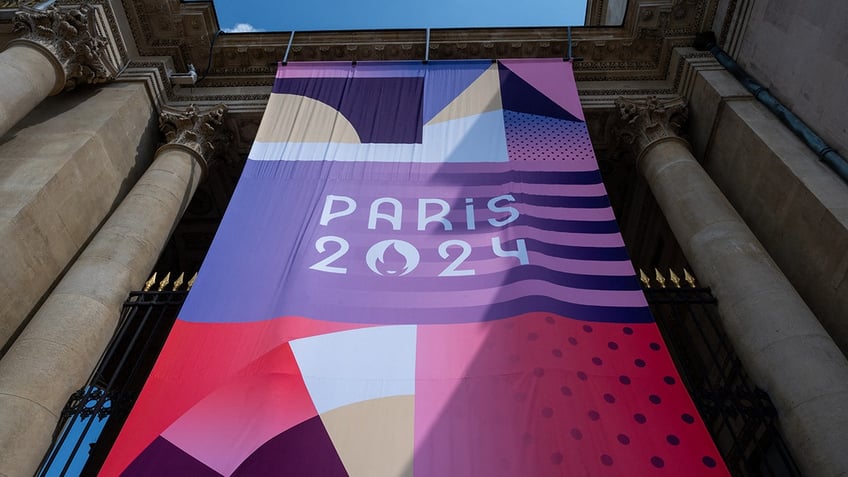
left=695, top=32, right=848, bottom=185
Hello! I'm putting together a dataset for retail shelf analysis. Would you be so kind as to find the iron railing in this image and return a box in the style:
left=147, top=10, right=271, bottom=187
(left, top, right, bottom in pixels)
left=642, top=269, right=802, bottom=477
left=37, top=288, right=188, bottom=477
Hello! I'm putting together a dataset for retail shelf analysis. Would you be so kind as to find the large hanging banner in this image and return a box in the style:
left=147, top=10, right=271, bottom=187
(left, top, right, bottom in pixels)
left=102, top=60, right=728, bottom=476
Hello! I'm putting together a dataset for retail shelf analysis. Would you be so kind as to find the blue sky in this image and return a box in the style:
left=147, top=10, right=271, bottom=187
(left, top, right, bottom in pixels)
left=213, top=0, right=588, bottom=33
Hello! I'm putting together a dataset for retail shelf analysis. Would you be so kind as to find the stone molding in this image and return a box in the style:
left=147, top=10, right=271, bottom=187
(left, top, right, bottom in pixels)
left=100, top=0, right=733, bottom=117
left=614, top=95, right=689, bottom=164
left=11, top=5, right=116, bottom=93
left=116, top=58, right=174, bottom=110
left=158, top=103, right=229, bottom=174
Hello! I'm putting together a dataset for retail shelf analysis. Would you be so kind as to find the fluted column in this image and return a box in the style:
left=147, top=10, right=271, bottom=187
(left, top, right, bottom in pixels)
left=615, top=96, right=848, bottom=477
left=0, top=104, right=227, bottom=477
left=0, top=5, right=115, bottom=138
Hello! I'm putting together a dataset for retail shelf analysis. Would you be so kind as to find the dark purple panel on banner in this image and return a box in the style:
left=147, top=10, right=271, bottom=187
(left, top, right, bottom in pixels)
left=273, top=77, right=424, bottom=143
left=123, top=437, right=223, bottom=477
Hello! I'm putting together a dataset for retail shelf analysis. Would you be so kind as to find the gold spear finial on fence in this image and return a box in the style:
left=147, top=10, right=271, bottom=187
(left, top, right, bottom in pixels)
left=143, top=272, right=157, bottom=292
left=157, top=272, right=171, bottom=292
left=669, top=269, right=681, bottom=288
left=639, top=269, right=651, bottom=288
left=187, top=272, right=198, bottom=290
left=654, top=268, right=667, bottom=288
left=172, top=272, right=185, bottom=291
left=684, top=268, right=697, bottom=288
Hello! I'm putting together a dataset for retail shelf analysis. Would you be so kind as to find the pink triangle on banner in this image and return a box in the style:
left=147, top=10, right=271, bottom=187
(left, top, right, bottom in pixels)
left=499, top=59, right=585, bottom=121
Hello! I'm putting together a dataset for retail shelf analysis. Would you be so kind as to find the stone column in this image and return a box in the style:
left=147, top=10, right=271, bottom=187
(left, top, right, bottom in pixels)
left=0, top=104, right=227, bottom=477
left=0, top=5, right=115, bottom=138
left=615, top=96, right=848, bottom=477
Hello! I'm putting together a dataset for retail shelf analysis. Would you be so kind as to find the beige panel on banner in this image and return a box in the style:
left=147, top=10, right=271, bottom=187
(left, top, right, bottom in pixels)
left=320, top=395, right=414, bottom=477
left=255, top=94, right=361, bottom=143
left=426, top=63, right=502, bottom=125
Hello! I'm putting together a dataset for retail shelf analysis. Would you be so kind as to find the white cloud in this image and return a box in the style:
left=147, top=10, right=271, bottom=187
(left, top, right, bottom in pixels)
left=223, top=23, right=264, bottom=33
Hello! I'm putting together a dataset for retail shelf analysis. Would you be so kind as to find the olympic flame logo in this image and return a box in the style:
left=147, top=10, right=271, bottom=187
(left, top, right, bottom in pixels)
left=366, top=239, right=420, bottom=276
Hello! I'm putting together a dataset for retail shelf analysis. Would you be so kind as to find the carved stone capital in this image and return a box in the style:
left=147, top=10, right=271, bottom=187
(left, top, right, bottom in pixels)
left=158, top=104, right=229, bottom=172
left=12, top=5, right=116, bottom=94
left=614, top=96, right=689, bottom=162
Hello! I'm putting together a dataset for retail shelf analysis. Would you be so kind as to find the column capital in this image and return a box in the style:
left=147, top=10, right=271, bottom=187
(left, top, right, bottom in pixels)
left=614, top=96, right=689, bottom=164
left=11, top=5, right=116, bottom=94
left=158, top=104, right=230, bottom=175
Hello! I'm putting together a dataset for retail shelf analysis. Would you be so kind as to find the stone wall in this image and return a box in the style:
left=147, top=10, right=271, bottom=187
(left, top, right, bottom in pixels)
left=683, top=51, right=848, bottom=357
left=735, top=0, right=848, bottom=155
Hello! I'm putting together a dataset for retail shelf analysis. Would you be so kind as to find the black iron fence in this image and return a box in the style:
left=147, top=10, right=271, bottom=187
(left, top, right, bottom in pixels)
left=641, top=268, right=802, bottom=477
left=38, top=270, right=802, bottom=476
left=37, top=274, right=189, bottom=477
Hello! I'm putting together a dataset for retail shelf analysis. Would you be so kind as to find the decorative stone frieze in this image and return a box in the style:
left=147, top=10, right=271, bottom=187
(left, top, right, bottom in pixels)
left=158, top=104, right=229, bottom=172
left=12, top=5, right=116, bottom=93
left=614, top=96, right=688, bottom=162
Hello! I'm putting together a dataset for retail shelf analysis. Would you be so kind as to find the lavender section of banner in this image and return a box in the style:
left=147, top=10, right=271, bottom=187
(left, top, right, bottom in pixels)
left=180, top=160, right=649, bottom=325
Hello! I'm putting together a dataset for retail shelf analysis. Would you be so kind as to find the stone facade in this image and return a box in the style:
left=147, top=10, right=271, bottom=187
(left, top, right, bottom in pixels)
left=0, top=0, right=846, bottom=476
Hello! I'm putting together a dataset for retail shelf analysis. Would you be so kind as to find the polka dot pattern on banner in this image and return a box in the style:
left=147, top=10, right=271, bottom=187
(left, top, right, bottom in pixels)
left=448, top=312, right=728, bottom=475
left=504, top=111, right=596, bottom=162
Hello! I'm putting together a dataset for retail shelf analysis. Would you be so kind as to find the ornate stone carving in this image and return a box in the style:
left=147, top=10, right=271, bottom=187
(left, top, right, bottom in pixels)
left=12, top=5, right=116, bottom=92
left=0, top=0, right=39, bottom=8
left=159, top=104, right=230, bottom=169
left=115, top=0, right=730, bottom=99
left=614, top=96, right=688, bottom=159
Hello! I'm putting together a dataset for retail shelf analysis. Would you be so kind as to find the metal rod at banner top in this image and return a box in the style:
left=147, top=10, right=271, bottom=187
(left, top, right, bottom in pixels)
left=283, top=30, right=295, bottom=64
left=424, top=28, right=430, bottom=63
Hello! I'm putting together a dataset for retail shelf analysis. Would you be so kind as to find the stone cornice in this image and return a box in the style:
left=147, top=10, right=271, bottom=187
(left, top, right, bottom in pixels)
left=0, top=0, right=745, bottom=108
left=116, top=0, right=724, bottom=87
left=116, top=58, right=174, bottom=109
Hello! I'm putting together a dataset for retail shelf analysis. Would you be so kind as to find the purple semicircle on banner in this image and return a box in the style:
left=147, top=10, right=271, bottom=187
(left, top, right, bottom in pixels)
left=230, top=415, right=349, bottom=477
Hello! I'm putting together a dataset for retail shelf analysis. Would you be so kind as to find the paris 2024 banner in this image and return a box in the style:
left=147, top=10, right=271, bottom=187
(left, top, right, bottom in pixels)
left=101, top=59, right=729, bottom=476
